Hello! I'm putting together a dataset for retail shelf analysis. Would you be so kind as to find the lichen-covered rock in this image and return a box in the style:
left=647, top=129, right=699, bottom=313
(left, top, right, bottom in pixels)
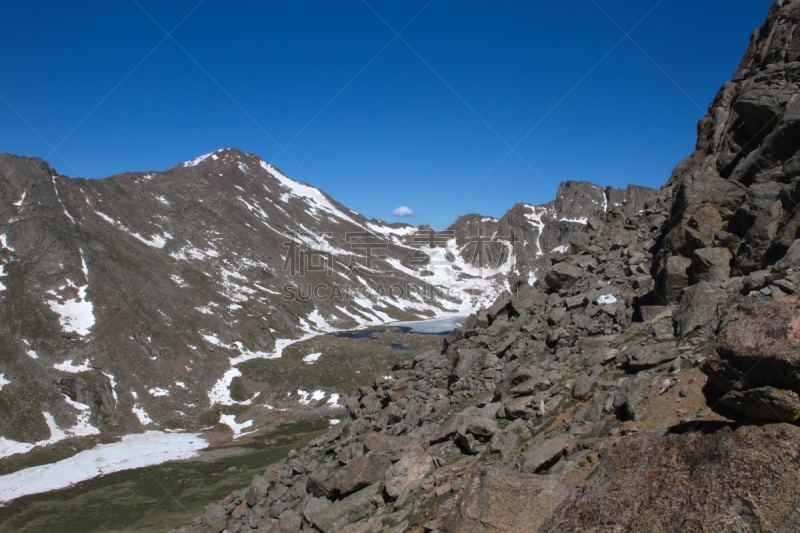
left=540, top=423, right=800, bottom=533
left=704, top=297, right=800, bottom=421
left=442, top=468, right=572, bottom=533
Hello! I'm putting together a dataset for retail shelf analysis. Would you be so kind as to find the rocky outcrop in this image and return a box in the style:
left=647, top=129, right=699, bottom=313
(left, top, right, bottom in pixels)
left=654, top=0, right=800, bottom=303
left=704, top=296, right=800, bottom=421
left=540, top=423, right=800, bottom=532
left=442, top=468, right=572, bottom=533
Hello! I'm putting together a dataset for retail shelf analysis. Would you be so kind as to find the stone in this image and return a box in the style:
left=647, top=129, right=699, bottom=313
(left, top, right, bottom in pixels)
left=521, top=436, right=569, bottom=474
left=510, top=377, right=551, bottom=395
left=465, top=416, right=499, bottom=439
left=246, top=475, right=268, bottom=507
left=640, top=306, right=673, bottom=322
left=539, top=424, right=800, bottom=532
left=307, top=465, right=338, bottom=499
left=456, top=433, right=479, bottom=455
left=742, top=270, right=772, bottom=293
left=442, top=468, right=573, bottom=533
left=688, top=247, right=732, bottom=285
left=306, top=483, right=382, bottom=533
left=429, top=411, right=470, bottom=444
left=613, top=378, right=646, bottom=421
left=278, top=512, right=302, bottom=532
left=674, top=282, right=727, bottom=337
left=504, top=395, right=535, bottom=419
left=706, top=297, right=800, bottom=395
left=335, top=452, right=392, bottom=497
left=362, top=433, right=413, bottom=454
left=544, top=263, right=583, bottom=292
left=384, top=447, right=434, bottom=499
left=656, top=255, right=691, bottom=305
left=572, top=374, right=594, bottom=400
left=775, top=239, right=800, bottom=271
left=564, top=295, right=587, bottom=310
left=452, top=349, right=484, bottom=380
left=201, top=504, right=227, bottom=526
left=720, top=387, right=800, bottom=422
left=627, top=343, right=678, bottom=371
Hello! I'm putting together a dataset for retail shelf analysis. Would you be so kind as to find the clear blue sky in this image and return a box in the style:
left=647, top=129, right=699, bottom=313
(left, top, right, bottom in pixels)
left=0, top=1, right=774, bottom=228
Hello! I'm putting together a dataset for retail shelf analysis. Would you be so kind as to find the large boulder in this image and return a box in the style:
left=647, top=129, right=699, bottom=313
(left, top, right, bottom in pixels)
left=540, top=424, right=800, bottom=532
left=384, top=447, right=433, bottom=499
left=673, top=282, right=727, bottom=338
left=521, top=436, right=569, bottom=474
left=334, top=452, right=392, bottom=497
left=544, top=263, right=583, bottom=292
left=703, top=296, right=800, bottom=421
left=442, top=468, right=573, bottom=533
left=655, top=255, right=691, bottom=305
left=688, top=247, right=732, bottom=285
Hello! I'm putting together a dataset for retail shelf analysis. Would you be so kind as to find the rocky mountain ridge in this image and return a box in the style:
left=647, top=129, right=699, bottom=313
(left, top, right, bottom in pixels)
left=171, top=1, right=800, bottom=532
left=0, top=145, right=653, bottom=454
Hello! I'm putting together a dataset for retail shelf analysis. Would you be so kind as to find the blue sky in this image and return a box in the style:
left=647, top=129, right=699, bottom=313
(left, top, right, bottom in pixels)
left=0, top=1, right=773, bottom=228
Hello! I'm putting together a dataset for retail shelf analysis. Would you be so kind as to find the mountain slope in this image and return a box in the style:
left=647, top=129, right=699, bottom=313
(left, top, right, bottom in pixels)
left=0, top=149, right=655, bottom=450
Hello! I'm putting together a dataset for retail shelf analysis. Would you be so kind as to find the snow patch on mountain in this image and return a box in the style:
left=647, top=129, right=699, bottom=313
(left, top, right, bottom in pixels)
left=0, top=431, right=208, bottom=502
left=559, top=217, right=588, bottom=225
left=219, top=414, right=255, bottom=439
left=47, top=251, right=94, bottom=336
left=95, top=211, right=171, bottom=249
left=258, top=160, right=360, bottom=226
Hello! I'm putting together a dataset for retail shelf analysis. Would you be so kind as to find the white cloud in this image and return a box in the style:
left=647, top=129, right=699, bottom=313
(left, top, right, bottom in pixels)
left=392, top=206, right=419, bottom=217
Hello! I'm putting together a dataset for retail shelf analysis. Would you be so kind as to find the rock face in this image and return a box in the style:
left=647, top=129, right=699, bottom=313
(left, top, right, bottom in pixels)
left=704, top=296, right=800, bottom=421
left=540, top=423, right=800, bottom=533
left=654, top=0, right=800, bottom=301
left=442, top=468, right=573, bottom=533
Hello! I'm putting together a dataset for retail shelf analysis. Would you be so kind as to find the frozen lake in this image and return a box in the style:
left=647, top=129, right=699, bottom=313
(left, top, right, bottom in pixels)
left=0, top=431, right=207, bottom=503
left=389, top=315, right=467, bottom=334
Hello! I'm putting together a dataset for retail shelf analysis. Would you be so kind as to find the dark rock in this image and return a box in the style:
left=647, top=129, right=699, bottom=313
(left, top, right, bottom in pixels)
left=673, top=282, right=727, bottom=337
left=544, top=263, right=583, bottom=292
left=688, top=247, right=732, bottom=285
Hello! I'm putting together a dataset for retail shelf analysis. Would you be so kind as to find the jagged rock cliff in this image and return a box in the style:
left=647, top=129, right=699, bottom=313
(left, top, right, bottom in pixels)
left=654, top=0, right=800, bottom=301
